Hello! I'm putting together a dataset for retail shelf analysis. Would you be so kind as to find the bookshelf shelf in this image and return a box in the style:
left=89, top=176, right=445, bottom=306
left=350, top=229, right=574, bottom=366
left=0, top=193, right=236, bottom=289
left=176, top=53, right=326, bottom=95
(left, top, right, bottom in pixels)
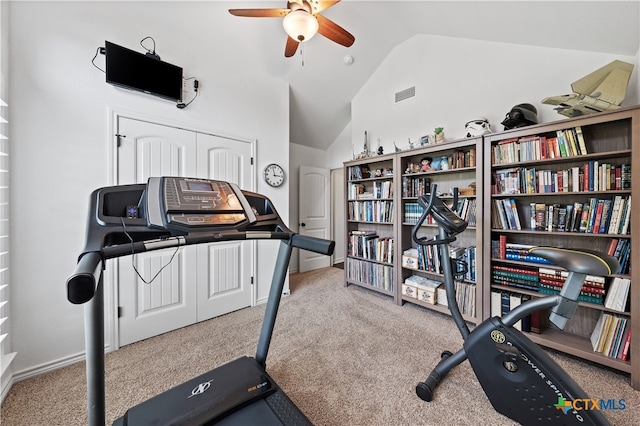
left=526, top=328, right=631, bottom=373
left=345, top=279, right=396, bottom=297
left=400, top=295, right=477, bottom=323
left=483, top=106, right=640, bottom=389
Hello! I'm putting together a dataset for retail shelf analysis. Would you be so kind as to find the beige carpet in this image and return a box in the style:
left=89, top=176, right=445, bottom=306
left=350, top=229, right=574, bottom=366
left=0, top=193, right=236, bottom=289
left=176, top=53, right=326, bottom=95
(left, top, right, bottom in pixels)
left=2, top=267, right=639, bottom=425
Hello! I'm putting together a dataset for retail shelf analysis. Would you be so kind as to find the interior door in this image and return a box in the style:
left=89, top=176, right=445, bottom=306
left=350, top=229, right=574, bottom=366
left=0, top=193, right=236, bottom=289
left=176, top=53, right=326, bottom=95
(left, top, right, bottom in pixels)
left=195, top=133, right=254, bottom=321
left=299, top=165, right=331, bottom=272
left=116, top=117, right=198, bottom=346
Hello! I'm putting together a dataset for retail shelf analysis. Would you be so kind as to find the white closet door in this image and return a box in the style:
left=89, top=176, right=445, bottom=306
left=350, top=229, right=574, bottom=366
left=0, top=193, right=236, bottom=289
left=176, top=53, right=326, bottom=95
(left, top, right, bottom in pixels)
left=115, top=118, right=256, bottom=346
left=195, top=133, right=254, bottom=321
left=116, top=117, right=198, bottom=346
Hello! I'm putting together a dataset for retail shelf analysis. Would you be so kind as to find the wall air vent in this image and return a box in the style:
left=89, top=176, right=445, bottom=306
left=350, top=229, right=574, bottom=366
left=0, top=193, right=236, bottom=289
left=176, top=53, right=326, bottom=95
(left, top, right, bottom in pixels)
left=395, top=86, right=416, bottom=103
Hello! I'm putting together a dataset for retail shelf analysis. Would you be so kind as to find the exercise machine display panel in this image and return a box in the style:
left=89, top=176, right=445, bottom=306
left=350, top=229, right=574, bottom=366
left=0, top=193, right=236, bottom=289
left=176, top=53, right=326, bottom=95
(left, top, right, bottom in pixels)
left=145, top=177, right=256, bottom=232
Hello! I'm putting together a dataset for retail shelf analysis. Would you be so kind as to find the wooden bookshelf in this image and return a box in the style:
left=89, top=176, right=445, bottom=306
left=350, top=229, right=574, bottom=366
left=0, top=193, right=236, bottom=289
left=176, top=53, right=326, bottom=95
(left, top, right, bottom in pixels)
left=483, top=105, right=640, bottom=389
left=344, top=152, right=398, bottom=300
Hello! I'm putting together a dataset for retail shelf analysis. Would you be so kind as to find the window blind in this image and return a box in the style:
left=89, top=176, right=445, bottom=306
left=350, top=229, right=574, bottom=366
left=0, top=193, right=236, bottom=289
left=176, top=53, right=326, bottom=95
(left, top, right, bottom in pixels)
left=0, top=97, right=15, bottom=391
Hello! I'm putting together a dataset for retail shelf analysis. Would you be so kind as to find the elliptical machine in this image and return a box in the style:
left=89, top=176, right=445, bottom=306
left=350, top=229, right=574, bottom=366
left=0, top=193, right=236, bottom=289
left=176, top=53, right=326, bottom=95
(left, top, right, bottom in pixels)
left=412, top=186, right=617, bottom=425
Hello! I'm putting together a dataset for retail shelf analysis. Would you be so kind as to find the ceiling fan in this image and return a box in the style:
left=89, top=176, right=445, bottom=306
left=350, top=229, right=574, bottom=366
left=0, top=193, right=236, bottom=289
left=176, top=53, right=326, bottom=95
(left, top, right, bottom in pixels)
left=229, top=0, right=355, bottom=57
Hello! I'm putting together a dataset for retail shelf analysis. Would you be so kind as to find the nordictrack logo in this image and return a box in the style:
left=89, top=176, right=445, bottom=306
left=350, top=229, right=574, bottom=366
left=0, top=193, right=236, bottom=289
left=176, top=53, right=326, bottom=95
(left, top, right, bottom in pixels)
left=554, top=397, right=627, bottom=414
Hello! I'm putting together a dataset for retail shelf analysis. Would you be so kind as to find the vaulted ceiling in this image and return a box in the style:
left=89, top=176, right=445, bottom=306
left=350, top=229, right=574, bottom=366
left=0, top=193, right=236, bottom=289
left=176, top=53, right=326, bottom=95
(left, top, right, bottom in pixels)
left=223, top=1, right=639, bottom=150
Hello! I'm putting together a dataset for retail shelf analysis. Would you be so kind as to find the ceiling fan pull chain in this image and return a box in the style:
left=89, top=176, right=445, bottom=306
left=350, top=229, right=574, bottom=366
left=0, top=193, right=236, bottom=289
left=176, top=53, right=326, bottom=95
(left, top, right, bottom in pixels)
left=300, top=47, right=304, bottom=67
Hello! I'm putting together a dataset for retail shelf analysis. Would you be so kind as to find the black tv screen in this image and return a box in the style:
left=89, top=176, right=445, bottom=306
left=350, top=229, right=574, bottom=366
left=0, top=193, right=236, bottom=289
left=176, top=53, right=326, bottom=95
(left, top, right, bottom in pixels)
left=105, top=41, right=183, bottom=102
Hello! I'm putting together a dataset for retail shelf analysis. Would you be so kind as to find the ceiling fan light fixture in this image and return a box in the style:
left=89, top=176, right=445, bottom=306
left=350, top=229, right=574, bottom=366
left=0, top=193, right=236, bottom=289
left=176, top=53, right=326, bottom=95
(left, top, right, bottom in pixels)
left=283, top=10, right=318, bottom=42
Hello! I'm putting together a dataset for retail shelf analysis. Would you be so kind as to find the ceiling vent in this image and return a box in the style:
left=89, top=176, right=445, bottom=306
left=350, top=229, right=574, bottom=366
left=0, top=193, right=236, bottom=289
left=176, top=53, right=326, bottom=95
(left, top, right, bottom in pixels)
left=395, top=86, right=416, bottom=103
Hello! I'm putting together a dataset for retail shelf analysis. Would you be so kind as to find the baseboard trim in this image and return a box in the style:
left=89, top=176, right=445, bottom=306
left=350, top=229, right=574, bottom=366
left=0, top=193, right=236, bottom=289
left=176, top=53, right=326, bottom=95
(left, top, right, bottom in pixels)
left=1, top=375, right=14, bottom=405
left=12, top=344, right=113, bottom=384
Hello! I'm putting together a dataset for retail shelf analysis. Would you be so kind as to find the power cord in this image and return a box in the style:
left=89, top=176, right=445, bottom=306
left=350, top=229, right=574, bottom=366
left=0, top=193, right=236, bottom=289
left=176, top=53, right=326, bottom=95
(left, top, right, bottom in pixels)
left=91, top=47, right=105, bottom=73
left=177, top=77, right=199, bottom=109
left=120, top=217, right=180, bottom=284
left=140, top=36, right=160, bottom=60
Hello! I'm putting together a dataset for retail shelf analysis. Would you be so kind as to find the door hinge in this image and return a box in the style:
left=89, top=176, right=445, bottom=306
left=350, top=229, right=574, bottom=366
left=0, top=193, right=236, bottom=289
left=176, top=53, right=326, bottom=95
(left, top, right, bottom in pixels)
left=250, top=157, right=254, bottom=165
left=251, top=276, right=254, bottom=285
left=118, top=306, right=123, bottom=318
left=115, top=134, right=126, bottom=147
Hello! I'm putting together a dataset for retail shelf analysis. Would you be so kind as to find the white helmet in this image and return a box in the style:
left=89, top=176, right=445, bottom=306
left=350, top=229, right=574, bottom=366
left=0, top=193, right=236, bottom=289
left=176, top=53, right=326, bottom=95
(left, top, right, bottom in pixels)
left=465, top=118, right=492, bottom=137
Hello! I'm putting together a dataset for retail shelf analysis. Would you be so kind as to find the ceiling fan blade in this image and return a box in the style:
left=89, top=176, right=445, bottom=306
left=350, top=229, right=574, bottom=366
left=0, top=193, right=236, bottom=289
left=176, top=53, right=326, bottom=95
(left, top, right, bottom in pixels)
left=285, top=36, right=300, bottom=57
left=316, top=14, right=355, bottom=47
left=229, top=8, right=289, bottom=18
left=310, top=1, right=341, bottom=14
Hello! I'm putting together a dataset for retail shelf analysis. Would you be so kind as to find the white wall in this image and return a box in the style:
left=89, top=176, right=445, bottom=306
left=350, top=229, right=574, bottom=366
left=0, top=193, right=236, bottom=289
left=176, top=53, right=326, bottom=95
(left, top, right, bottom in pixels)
left=9, top=2, right=290, bottom=375
left=347, top=34, right=638, bottom=156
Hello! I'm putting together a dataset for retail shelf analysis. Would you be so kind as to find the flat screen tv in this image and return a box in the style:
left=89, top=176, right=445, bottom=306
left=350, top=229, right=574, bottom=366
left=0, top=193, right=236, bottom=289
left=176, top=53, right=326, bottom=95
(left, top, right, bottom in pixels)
left=105, top=41, right=183, bottom=103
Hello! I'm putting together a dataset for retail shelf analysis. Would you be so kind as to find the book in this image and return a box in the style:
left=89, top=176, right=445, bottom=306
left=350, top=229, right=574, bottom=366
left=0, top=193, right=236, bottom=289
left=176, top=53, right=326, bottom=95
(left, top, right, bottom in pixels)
left=619, top=195, right=631, bottom=234
left=491, top=290, right=502, bottom=318
left=509, top=198, right=522, bottom=230
left=510, top=293, right=523, bottom=330
left=534, top=203, right=546, bottom=231
left=568, top=201, right=582, bottom=232
left=607, top=195, right=623, bottom=234
left=578, top=201, right=590, bottom=233
left=621, top=163, right=631, bottom=189
left=574, top=126, right=588, bottom=155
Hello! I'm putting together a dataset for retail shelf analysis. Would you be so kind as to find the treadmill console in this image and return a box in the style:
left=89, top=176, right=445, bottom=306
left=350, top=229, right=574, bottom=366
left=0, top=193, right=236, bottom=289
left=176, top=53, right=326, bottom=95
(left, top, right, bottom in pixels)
left=145, top=177, right=256, bottom=232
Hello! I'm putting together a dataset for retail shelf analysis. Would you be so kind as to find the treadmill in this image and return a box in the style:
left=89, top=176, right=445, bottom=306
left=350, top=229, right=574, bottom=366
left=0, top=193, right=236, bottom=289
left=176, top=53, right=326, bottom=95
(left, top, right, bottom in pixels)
left=67, top=177, right=335, bottom=426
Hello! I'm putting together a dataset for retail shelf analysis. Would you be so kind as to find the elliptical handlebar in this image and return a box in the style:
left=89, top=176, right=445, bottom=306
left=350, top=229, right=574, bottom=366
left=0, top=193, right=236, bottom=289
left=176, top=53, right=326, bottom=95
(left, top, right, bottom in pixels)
left=411, top=185, right=468, bottom=247
left=409, top=184, right=471, bottom=340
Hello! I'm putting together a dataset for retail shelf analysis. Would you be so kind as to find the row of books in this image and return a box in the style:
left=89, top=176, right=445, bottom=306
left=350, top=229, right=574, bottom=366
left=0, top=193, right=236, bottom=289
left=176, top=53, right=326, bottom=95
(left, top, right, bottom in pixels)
left=453, top=280, right=476, bottom=317
left=607, top=238, right=632, bottom=275
left=406, top=245, right=477, bottom=282
left=346, top=257, right=394, bottom=291
left=537, top=267, right=605, bottom=306
left=492, top=289, right=631, bottom=360
left=401, top=176, right=431, bottom=198
left=492, top=240, right=552, bottom=265
left=491, top=264, right=607, bottom=306
left=532, top=197, right=631, bottom=235
left=348, top=180, right=394, bottom=200
left=492, top=198, right=522, bottom=230
left=347, top=200, right=394, bottom=222
left=491, top=240, right=553, bottom=265
left=447, top=148, right=477, bottom=169
left=347, top=165, right=371, bottom=180
left=490, top=291, right=540, bottom=332
left=403, top=202, right=427, bottom=225
left=347, top=231, right=394, bottom=264
left=433, top=281, right=476, bottom=317
left=404, top=198, right=477, bottom=227
left=492, top=126, right=588, bottom=165
left=492, top=258, right=631, bottom=310
left=492, top=196, right=632, bottom=235
left=590, top=313, right=631, bottom=361
left=492, top=162, right=630, bottom=195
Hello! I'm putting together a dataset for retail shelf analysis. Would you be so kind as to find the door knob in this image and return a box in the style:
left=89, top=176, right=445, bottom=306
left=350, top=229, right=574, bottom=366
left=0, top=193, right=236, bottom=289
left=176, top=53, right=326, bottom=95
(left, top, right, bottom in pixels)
left=300, top=223, right=306, bottom=227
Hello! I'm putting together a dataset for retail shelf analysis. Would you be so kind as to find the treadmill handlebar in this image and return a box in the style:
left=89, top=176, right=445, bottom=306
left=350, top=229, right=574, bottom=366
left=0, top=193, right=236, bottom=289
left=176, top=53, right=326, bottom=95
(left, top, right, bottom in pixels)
left=67, top=230, right=334, bottom=304
left=67, top=252, right=103, bottom=305
left=291, top=234, right=335, bottom=256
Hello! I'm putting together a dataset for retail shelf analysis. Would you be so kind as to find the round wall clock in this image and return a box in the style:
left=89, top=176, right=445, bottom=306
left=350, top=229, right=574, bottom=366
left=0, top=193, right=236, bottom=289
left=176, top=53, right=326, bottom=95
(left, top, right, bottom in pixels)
left=263, top=163, right=285, bottom=187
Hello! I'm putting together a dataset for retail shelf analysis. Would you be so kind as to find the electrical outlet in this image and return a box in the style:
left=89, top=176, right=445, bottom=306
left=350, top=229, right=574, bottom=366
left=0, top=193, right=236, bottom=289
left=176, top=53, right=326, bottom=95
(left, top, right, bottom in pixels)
left=182, top=80, right=189, bottom=92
